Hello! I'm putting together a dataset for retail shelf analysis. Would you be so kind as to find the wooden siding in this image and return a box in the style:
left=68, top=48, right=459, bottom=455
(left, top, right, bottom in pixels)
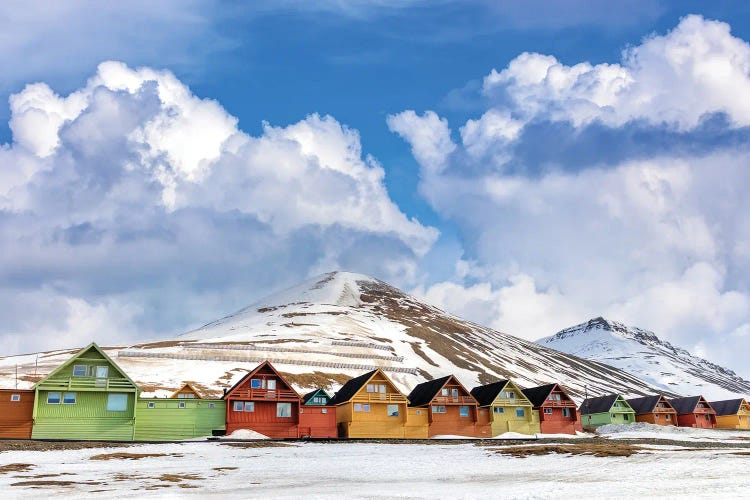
left=635, top=411, right=677, bottom=426
left=0, top=390, right=34, bottom=439
left=405, top=407, right=429, bottom=439
left=486, top=382, right=539, bottom=436
left=33, top=391, right=136, bottom=441
left=535, top=386, right=582, bottom=435
left=134, top=399, right=226, bottom=441
left=299, top=406, right=337, bottom=438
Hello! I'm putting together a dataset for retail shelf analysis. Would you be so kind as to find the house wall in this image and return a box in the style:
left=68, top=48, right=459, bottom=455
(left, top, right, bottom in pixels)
left=538, top=406, right=582, bottom=434
left=225, top=400, right=300, bottom=438
left=134, top=399, right=226, bottom=441
left=299, top=406, right=337, bottom=438
left=0, top=390, right=34, bottom=439
left=635, top=411, right=677, bottom=426
left=582, top=410, right=635, bottom=428
left=32, top=390, right=136, bottom=441
left=338, top=401, right=408, bottom=438
left=715, top=405, right=750, bottom=429
left=426, top=404, right=477, bottom=438
left=490, top=404, right=539, bottom=435
left=405, top=407, right=429, bottom=439
left=677, top=412, right=716, bottom=429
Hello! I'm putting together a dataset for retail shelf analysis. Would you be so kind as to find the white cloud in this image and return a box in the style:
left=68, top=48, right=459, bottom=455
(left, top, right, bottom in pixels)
left=386, top=110, right=455, bottom=174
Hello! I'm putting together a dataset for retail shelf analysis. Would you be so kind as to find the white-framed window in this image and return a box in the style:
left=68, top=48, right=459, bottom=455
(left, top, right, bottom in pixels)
left=244, top=402, right=255, bottom=412
left=549, top=393, right=561, bottom=401
left=277, top=402, right=292, bottom=418
left=562, top=408, right=571, bottom=418
left=233, top=401, right=243, bottom=411
left=209, top=403, right=215, bottom=409
left=387, top=404, right=399, bottom=417
left=73, top=365, right=91, bottom=377
left=147, top=402, right=155, bottom=409
left=544, top=408, right=553, bottom=415
left=459, top=406, right=470, bottom=417
left=250, top=379, right=262, bottom=389
left=267, top=379, right=276, bottom=391
left=47, top=392, right=61, bottom=404
left=441, top=388, right=449, bottom=396
left=95, top=366, right=109, bottom=379
left=362, top=404, right=370, bottom=412
left=10, top=394, right=20, bottom=402
left=177, top=393, right=195, bottom=399
left=107, top=393, right=128, bottom=412
left=666, top=414, right=671, bottom=421
left=354, top=403, right=362, bottom=412
left=451, top=389, right=459, bottom=398
left=366, top=384, right=386, bottom=393
left=321, top=408, right=327, bottom=414
left=432, top=405, right=446, bottom=414
left=63, top=392, right=77, bottom=404
left=494, top=407, right=504, bottom=414
left=178, top=402, right=186, bottom=409
left=515, top=408, right=525, bottom=418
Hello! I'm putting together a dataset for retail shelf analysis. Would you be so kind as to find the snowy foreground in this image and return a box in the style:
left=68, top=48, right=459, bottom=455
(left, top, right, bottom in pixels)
left=1, top=426, right=749, bottom=498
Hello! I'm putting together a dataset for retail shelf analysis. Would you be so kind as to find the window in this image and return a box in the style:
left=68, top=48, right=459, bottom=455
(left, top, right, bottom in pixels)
left=387, top=404, right=399, bottom=417
left=432, top=405, right=446, bottom=414
left=611, top=413, right=616, bottom=419
left=562, top=408, right=571, bottom=418
left=63, top=393, right=77, bottom=404
left=10, top=394, right=20, bottom=402
left=178, top=402, right=186, bottom=409
left=624, top=414, right=629, bottom=421
left=362, top=404, right=370, bottom=412
left=366, top=384, right=385, bottom=393
left=666, top=414, right=671, bottom=421
left=209, top=403, right=215, bottom=409
left=416, top=410, right=421, bottom=415
left=250, top=379, right=262, bottom=389
left=147, top=402, right=155, bottom=409
left=277, top=402, right=292, bottom=418
left=244, top=402, right=255, bottom=412
left=655, top=414, right=660, bottom=419
left=459, top=406, right=470, bottom=417
left=516, top=408, right=525, bottom=418
left=95, top=366, right=109, bottom=378
left=177, top=393, right=195, bottom=399
left=494, top=407, right=504, bottom=414
left=107, top=393, right=128, bottom=412
left=73, top=365, right=90, bottom=377
left=705, top=414, right=710, bottom=421
left=321, top=408, right=327, bottom=414
left=441, top=388, right=449, bottom=396
left=47, top=392, right=61, bottom=404
left=233, top=401, right=243, bottom=412
left=544, top=408, right=553, bottom=415
left=267, top=379, right=276, bottom=391
left=451, top=389, right=459, bottom=398
left=549, top=393, right=561, bottom=401
left=354, top=403, right=362, bottom=412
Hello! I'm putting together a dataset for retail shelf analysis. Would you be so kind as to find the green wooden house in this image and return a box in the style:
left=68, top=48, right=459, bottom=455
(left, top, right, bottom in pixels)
left=134, top=395, right=226, bottom=441
left=579, top=394, right=635, bottom=428
left=302, top=388, right=332, bottom=406
left=32, top=343, right=139, bottom=441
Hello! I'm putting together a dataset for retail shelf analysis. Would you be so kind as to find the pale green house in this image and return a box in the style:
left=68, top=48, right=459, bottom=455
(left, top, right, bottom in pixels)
left=579, top=394, right=635, bottom=428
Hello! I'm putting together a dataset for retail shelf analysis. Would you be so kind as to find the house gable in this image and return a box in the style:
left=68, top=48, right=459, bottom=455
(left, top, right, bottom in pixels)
left=489, top=380, right=532, bottom=407
left=302, top=389, right=332, bottom=406
left=34, top=343, right=137, bottom=393
left=408, top=375, right=476, bottom=407
left=223, top=361, right=299, bottom=401
left=329, top=369, right=406, bottom=406
left=171, top=383, right=203, bottom=399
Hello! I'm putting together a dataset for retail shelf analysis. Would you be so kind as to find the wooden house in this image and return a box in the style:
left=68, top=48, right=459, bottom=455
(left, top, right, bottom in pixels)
left=522, top=383, right=582, bottom=434
left=329, top=369, right=428, bottom=439
left=31, top=343, right=139, bottom=441
left=626, top=395, right=677, bottom=426
left=709, top=398, right=750, bottom=430
left=299, top=389, right=337, bottom=438
left=135, top=384, right=226, bottom=441
left=470, top=380, right=538, bottom=435
left=223, top=361, right=303, bottom=438
left=579, top=394, right=635, bottom=428
left=0, top=389, right=35, bottom=439
left=408, top=375, right=491, bottom=438
left=668, top=396, right=717, bottom=428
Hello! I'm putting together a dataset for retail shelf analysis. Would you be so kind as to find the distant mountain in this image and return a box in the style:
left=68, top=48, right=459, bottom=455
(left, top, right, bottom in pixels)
left=0, top=273, right=667, bottom=401
left=537, top=317, right=750, bottom=400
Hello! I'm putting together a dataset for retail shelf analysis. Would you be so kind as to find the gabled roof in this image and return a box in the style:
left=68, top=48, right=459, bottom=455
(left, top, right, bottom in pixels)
left=668, top=396, right=712, bottom=415
left=302, top=388, right=332, bottom=405
left=579, top=394, right=630, bottom=415
left=626, top=395, right=672, bottom=414
left=33, top=342, right=138, bottom=391
left=408, top=375, right=452, bottom=407
left=222, top=360, right=299, bottom=400
left=522, top=384, right=558, bottom=407
left=709, top=398, right=747, bottom=416
left=170, top=382, right=209, bottom=399
left=329, top=369, right=378, bottom=406
left=470, top=380, right=510, bottom=407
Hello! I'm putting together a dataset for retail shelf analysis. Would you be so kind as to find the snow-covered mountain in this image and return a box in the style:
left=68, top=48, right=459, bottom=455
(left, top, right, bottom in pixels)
left=0, top=272, right=669, bottom=402
left=537, top=317, right=750, bottom=400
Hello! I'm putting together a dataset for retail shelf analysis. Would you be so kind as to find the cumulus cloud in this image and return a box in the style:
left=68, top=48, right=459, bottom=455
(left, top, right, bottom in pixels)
left=392, top=16, right=750, bottom=376
left=0, top=61, right=437, bottom=354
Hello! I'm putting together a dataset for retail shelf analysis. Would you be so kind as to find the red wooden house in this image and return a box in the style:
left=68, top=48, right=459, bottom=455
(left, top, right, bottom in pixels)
left=407, top=375, right=491, bottom=438
left=299, top=389, right=337, bottom=439
left=626, top=395, right=678, bottom=426
left=0, top=389, right=34, bottom=439
left=669, top=396, right=717, bottom=428
left=522, top=383, right=582, bottom=434
left=223, top=361, right=302, bottom=438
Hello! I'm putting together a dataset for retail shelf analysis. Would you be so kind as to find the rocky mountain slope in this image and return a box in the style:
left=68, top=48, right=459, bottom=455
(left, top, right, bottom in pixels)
left=537, top=317, right=750, bottom=400
left=0, top=272, right=670, bottom=402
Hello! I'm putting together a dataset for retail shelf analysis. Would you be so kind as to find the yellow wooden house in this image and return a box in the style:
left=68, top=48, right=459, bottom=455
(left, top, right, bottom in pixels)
left=710, top=398, right=750, bottom=429
left=329, top=369, right=428, bottom=438
left=470, top=379, right=540, bottom=435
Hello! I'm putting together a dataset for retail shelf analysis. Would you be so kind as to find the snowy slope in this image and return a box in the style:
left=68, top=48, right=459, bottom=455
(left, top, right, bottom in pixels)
left=0, top=272, right=670, bottom=402
left=537, top=317, right=750, bottom=400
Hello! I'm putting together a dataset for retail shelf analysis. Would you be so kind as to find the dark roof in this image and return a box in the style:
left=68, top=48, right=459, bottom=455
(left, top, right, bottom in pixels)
left=469, top=380, right=509, bottom=407
left=668, top=396, right=702, bottom=415
left=302, top=388, right=331, bottom=405
left=626, top=395, right=664, bottom=414
left=709, top=399, right=745, bottom=416
left=329, top=369, right=378, bottom=406
left=522, top=384, right=557, bottom=407
left=579, top=394, right=621, bottom=415
left=222, top=360, right=299, bottom=400
left=407, top=375, right=451, bottom=407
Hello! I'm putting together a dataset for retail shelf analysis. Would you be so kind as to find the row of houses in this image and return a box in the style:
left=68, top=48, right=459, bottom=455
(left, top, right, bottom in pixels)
left=0, top=343, right=748, bottom=441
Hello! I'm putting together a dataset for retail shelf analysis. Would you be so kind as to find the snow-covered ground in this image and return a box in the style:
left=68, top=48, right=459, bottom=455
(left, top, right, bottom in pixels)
left=1, top=434, right=749, bottom=498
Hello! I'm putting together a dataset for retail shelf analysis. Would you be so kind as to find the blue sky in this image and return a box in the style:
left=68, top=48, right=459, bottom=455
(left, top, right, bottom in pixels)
left=2, top=1, right=750, bottom=377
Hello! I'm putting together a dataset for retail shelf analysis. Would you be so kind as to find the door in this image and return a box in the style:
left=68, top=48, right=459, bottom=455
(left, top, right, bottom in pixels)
left=95, top=366, right=108, bottom=387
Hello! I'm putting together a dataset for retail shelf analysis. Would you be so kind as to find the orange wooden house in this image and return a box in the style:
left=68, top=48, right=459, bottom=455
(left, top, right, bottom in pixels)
left=0, top=389, right=35, bottom=439
left=522, top=383, right=582, bottom=434
left=299, top=389, right=337, bottom=439
left=626, top=395, right=677, bottom=426
left=669, top=396, right=717, bottom=428
left=223, top=361, right=303, bottom=438
left=407, top=375, right=491, bottom=438
left=329, top=369, right=428, bottom=438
